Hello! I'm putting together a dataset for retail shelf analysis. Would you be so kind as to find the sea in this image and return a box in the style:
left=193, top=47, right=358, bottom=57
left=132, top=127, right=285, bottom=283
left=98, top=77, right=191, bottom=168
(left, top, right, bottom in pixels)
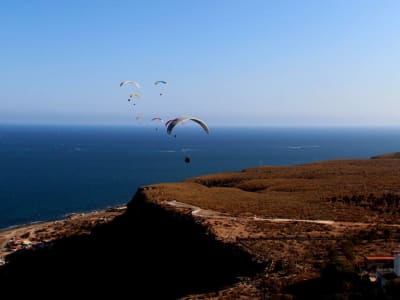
left=1, top=124, right=400, bottom=230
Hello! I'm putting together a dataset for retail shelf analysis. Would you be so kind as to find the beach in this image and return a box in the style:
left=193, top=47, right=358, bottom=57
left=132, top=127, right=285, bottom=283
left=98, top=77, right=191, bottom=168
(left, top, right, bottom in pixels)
left=0, top=206, right=126, bottom=263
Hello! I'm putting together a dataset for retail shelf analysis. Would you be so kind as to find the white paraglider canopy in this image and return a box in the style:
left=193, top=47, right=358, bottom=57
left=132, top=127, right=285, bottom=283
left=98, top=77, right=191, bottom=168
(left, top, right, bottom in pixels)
left=166, top=116, right=209, bottom=135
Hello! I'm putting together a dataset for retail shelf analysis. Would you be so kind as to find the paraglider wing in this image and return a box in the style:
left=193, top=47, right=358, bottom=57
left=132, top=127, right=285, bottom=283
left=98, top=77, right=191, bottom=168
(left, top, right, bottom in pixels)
left=129, top=93, right=141, bottom=99
left=190, top=117, right=209, bottom=134
left=166, top=116, right=209, bottom=135
left=120, top=80, right=140, bottom=89
left=154, top=81, right=167, bottom=96
left=151, top=117, right=163, bottom=121
left=165, top=119, right=174, bottom=127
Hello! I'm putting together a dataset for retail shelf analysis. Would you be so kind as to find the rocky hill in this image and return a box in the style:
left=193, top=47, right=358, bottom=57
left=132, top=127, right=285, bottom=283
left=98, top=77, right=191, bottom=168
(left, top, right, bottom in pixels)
left=2, top=155, right=400, bottom=298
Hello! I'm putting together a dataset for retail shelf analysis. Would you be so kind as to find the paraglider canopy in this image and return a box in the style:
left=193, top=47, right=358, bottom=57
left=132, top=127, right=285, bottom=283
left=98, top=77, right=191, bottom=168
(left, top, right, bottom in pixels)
left=129, top=93, right=141, bottom=99
left=120, top=80, right=140, bottom=89
left=151, top=117, right=163, bottom=131
left=165, top=119, right=174, bottom=127
left=166, top=116, right=209, bottom=135
left=154, top=81, right=167, bottom=96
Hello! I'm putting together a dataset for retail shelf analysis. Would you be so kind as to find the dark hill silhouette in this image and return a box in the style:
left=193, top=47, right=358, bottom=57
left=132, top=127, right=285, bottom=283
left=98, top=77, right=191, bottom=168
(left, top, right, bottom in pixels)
left=0, top=189, right=263, bottom=298
left=5, top=155, right=400, bottom=298
left=370, top=152, right=400, bottom=159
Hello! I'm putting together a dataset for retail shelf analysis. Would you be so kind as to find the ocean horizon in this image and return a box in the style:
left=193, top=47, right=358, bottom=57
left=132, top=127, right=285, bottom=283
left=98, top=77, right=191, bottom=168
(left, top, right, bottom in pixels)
left=1, top=124, right=400, bottom=230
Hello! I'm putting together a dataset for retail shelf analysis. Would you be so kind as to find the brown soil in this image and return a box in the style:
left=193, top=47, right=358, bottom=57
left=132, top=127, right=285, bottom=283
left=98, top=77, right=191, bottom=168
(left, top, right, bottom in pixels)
left=0, top=206, right=126, bottom=258
left=2, top=156, right=400, bottom=298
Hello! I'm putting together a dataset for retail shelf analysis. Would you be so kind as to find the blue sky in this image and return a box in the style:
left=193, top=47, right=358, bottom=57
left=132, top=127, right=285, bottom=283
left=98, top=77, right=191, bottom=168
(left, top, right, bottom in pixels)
left=1, top=0, right=400, bottom=126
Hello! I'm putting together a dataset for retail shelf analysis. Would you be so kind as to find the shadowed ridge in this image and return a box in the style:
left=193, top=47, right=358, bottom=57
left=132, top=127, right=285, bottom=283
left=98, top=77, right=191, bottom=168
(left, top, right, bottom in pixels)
left=370, top=152, right=400, bottom=159
left=0, top=188, right=263, bottom=298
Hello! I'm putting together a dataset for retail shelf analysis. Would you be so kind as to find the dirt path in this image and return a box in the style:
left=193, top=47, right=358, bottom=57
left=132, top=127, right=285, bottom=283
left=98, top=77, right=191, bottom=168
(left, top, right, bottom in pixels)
left=167, top=200, right=400, bottom=228
left=167, top=200, right=238, bottom=220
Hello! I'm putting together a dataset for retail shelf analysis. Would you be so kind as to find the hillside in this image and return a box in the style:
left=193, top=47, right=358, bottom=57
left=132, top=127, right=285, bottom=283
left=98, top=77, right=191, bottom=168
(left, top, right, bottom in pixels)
left=2, top=156, right=400, bottom=298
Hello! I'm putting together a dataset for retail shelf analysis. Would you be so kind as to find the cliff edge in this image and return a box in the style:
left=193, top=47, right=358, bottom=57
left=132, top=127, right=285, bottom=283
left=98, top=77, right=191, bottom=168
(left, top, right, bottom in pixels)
left=2, top=155, right=400, bottom=298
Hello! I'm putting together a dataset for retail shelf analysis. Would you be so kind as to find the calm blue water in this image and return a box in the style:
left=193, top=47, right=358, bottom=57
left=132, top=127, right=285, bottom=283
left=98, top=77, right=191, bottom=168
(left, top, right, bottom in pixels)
left=1, top=125, right=400, bottom=229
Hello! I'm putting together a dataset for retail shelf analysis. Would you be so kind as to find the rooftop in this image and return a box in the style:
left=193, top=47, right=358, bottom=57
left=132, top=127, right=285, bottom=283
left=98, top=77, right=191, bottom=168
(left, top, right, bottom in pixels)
left=365, top=256, right=394, bottom=261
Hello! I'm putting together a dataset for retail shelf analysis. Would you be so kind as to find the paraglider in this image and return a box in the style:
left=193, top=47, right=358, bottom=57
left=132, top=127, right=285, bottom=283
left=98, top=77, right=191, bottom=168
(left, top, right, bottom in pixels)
left=166, top=116, right=209, bottom=135
left=120, top=80, right=140, bottom=106
left=129, top=93, right=141, bottom=99
left=184, top=156, right=191, bottom=164
left=151, top=117, right=164, bottom=131
left=128, top=93, right=141, bottom=105
left=120, top=80, right=140, bottom=89
left=165, top=119, right=174, bottom=127
left=154, top=80, right=167, bottom=95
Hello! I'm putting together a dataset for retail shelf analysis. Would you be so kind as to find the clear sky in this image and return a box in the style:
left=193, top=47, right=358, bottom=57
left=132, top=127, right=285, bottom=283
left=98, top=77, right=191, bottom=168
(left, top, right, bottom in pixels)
left=1, top=0, right=400, bottom=127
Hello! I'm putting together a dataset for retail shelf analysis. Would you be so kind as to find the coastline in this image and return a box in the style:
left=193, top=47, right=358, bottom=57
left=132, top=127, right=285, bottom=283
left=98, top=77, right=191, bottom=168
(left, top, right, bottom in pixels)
left=0, top=205, right=127, bottom=261
left=2, top=126, right=400, bottom=234
left=3, top=156, right=400, bottom=298
left=3, top=152, right=400, bottom=261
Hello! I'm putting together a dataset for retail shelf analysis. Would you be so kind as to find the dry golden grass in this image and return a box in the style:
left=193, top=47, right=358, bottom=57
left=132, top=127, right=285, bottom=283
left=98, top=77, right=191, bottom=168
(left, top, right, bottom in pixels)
left=4, top=156, right=400, bottom=299
left=142, top=158, right=400, bottom=223
left=139, top=157, right=400, bottom=298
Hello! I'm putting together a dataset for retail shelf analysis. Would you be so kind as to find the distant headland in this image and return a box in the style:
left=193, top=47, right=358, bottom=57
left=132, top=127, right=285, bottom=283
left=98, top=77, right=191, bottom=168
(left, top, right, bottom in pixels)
left=370, top=152, right=400, bottom=159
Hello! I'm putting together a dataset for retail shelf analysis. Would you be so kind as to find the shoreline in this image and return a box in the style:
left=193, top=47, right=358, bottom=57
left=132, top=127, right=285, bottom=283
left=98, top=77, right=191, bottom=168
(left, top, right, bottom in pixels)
left=3, top=156, right=400, bottom=298
left=0, top=203, right=128, bottom=233
left=0, top=204, right=127, bottom=260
